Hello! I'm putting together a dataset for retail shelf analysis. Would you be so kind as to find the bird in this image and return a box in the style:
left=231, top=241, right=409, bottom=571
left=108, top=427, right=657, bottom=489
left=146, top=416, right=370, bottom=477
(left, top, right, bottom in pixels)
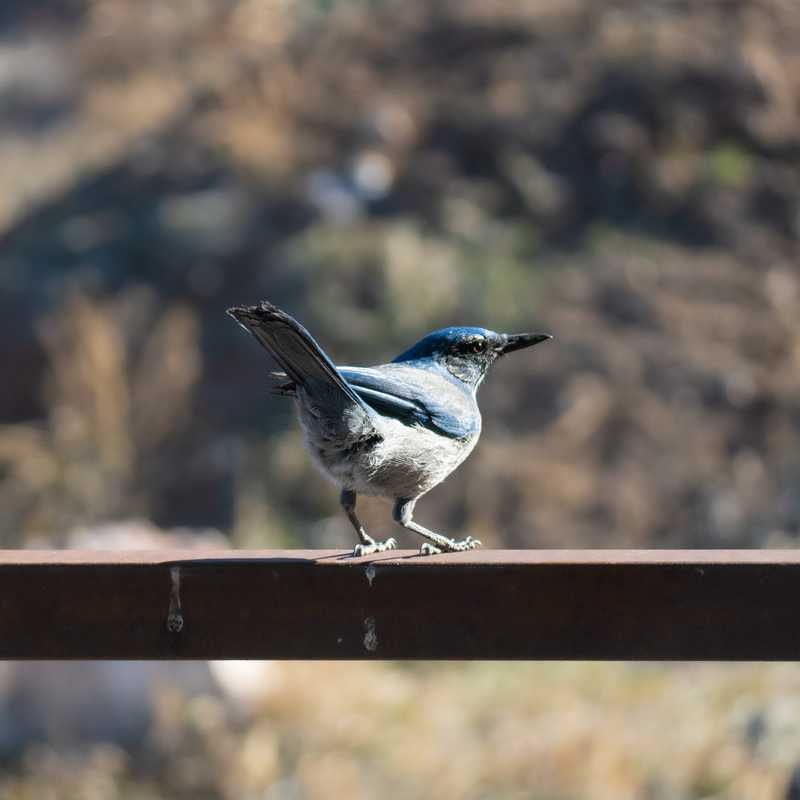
left=228, top=301, right=551, bottom=556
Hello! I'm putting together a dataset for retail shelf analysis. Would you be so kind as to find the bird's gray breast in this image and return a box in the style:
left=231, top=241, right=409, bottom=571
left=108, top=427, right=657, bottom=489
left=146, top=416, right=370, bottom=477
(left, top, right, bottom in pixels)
left=364, top=415, right=480, bottom=498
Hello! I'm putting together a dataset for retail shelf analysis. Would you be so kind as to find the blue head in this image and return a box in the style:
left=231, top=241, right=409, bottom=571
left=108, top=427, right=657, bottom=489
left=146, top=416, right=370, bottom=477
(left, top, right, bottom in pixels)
left=393, top=326, right=551, bottom=388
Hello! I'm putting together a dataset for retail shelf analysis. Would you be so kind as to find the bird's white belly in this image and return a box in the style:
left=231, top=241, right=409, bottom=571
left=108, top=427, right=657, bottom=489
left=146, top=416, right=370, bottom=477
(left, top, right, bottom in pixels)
left=301, top=413, right=479, bottom=500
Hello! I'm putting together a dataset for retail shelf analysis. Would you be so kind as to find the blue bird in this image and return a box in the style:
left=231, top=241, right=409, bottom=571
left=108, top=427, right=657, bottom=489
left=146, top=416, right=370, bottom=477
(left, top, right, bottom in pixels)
left=228, top=302, right=551, bottom=556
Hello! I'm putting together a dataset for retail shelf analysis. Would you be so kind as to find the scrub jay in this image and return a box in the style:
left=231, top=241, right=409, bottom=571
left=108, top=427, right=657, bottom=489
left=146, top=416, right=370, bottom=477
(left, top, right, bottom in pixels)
left=228, top=301, right=551, bottom=556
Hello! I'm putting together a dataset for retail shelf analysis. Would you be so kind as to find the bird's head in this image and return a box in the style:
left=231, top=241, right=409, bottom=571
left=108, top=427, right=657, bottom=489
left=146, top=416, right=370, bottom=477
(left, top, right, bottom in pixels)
left=393, top=326, right=551, bottom=388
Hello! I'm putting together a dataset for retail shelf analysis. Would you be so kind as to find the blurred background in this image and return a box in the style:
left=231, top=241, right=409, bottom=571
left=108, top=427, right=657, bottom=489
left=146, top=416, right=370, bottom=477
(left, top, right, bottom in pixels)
left=1, top=0, right=800, bottom=797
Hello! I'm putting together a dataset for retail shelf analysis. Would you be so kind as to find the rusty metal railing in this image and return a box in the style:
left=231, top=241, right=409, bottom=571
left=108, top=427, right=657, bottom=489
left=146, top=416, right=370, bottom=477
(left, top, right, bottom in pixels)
left=0, top=549, right=797, bottom=659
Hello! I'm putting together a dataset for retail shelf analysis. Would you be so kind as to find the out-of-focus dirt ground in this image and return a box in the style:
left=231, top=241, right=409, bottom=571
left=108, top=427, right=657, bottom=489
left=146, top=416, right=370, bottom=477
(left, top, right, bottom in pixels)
left=1, top=0, right=800, bottom=797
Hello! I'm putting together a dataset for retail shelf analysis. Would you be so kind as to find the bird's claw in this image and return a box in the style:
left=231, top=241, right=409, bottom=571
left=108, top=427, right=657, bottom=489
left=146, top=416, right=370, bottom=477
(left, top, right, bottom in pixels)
left=455, top=535, right=482, bottom=551
left=353, top=537, right=398, bottom=557
left=419, top=536, right=482, bottom=556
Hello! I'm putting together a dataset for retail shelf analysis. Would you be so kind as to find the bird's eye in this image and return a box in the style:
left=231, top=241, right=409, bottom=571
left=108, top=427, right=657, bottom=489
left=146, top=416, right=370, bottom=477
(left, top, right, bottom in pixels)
left=466, top=339, right=485, bottom=354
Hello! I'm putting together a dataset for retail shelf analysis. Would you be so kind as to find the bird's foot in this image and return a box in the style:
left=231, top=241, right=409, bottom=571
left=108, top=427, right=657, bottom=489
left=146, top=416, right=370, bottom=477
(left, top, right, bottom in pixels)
left=419, top=536, right=482, bottom=556
left=353, top=537, right=398, bottom=557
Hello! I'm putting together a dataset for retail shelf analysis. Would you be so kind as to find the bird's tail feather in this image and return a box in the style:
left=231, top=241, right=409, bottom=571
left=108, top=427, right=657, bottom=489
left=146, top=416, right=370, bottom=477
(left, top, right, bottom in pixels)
left=228, top=302, right=369, bottom=415
left=268, top=370, right=296, bottom=396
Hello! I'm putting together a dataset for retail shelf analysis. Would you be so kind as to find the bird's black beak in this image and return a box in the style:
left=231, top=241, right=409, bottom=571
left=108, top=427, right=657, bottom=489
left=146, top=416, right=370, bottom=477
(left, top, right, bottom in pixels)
left=498, top=332, right=552, bottom=355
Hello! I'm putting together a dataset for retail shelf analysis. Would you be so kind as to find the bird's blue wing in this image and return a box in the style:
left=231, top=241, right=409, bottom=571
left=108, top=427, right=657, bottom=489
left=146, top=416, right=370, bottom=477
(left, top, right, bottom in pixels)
left=338, top=366, right=477, bottom=439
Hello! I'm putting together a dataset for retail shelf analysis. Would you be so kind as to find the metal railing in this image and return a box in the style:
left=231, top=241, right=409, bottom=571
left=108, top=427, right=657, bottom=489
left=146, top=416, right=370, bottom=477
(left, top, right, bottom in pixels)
left=1, top=549, right=796, bottom=659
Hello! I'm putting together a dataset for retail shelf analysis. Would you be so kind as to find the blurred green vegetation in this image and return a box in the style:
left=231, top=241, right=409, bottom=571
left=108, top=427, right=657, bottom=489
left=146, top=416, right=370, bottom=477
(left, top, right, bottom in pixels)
left=705, top=143, right=754, bottom=190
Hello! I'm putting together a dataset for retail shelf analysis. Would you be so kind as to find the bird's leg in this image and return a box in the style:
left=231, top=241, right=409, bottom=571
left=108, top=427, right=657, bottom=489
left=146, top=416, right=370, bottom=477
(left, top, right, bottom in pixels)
left=341, top=489, right=397, bottom=557
left=393, top=498, right=482, bottom=556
